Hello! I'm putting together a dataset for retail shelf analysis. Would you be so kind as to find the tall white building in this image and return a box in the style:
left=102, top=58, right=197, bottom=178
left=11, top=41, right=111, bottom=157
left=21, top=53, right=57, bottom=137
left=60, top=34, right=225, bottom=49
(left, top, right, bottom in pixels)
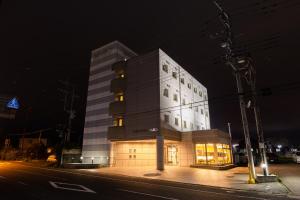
left=82, top=41, right=232, bottom=169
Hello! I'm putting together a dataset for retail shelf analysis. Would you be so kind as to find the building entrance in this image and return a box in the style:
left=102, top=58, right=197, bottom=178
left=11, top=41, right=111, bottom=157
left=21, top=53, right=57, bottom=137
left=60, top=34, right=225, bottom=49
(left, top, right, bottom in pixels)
left=166, top=145, right=178, bottom=165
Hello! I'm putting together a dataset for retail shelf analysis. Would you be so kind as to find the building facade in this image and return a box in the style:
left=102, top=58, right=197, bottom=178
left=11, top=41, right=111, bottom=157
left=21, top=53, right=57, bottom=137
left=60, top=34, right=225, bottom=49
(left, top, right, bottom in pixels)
left=82, top=41, right=232, bottom=169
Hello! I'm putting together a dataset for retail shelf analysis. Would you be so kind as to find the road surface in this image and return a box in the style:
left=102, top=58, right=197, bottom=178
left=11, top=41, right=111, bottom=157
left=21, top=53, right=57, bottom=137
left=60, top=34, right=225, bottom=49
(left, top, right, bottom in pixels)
left=0, top=161, right=292, bottom=200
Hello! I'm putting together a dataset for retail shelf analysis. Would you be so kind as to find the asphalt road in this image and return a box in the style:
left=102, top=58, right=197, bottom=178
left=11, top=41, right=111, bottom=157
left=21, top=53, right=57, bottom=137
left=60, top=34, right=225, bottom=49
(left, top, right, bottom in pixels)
left=0, top=161, right=292, bottom=200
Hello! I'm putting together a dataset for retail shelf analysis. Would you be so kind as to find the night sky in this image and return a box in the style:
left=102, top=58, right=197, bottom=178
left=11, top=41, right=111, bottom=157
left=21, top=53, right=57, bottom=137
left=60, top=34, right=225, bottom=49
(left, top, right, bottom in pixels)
left=0, top=1, right=299, bottom=145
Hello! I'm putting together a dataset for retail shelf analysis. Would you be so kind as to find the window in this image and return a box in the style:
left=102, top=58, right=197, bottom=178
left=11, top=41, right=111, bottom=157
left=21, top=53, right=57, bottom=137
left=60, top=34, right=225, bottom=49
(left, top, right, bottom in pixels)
left=199, top=91, right=203, bottom=97
left=175, top=118, right=179, bottom=126
left=194, top=87, right=197, bottom=93
left=118, top=118, right=123, bottom=126
left=113, top=117, right=124, bottom=127
left=173, top=94, right=178, bottom=102
left=182, top=98, right=186, bottom=105
left=164, top=115, right=169, bottom=123
left=196, top=125, right=200, bottom=130
left=172, top=72, right=177, bottom=79
left=204, top=94, right=207, bottom=100
left=119, top=95, right=124, bottom=101
left=205, top=112, right=208, bottom=117
left=190, top=123, right=194, bottom=130
left=195, top=107, right=199, bottom=112
left=163, top=64, right=168, bottom=73
left=163, top=88, right=169, bottom=97
left=183, top=121, right=187, bottom=128
left=201, top=109, right=204, bottom=114
left=187, top=83, right=191, bottom=89
left=180, top=78, right=185, bottom=84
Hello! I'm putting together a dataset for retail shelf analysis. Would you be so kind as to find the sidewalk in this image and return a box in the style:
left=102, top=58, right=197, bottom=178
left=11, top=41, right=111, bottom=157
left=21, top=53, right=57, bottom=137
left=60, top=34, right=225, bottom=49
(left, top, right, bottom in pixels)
left=83, top=165, right=289, bottom=195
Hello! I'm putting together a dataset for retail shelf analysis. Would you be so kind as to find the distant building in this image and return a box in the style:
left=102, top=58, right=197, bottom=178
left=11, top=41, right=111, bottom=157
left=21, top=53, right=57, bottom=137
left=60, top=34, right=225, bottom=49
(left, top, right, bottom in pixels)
left=82, top=41, right=232, bottom=169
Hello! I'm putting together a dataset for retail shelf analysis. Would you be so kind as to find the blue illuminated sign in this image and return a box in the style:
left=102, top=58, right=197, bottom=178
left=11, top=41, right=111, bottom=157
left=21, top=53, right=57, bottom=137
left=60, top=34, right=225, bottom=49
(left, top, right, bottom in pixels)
left=6, top=97, right=20, bottom=109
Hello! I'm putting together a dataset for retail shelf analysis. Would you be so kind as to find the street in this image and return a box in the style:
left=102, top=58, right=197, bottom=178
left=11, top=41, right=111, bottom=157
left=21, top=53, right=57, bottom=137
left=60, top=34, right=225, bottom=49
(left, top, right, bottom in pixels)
left=0, top=161, right=293, bottom=200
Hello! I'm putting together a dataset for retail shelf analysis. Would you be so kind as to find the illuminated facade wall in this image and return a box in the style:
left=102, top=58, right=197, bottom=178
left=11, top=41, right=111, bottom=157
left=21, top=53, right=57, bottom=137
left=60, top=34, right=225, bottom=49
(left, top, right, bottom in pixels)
left=159, top=50, right=210, bottom=132
left=82, top=41, right=137, bottom=164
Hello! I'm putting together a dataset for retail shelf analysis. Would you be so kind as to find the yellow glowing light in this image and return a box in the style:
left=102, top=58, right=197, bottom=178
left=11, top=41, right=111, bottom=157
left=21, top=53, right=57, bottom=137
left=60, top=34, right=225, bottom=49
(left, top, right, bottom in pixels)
left=118, top=118, right=123, bottom=126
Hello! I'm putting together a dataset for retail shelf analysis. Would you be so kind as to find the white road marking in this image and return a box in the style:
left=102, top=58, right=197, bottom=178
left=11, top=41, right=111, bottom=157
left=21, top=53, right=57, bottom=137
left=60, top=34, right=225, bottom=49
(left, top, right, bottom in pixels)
left=17, top=181, right=28, bottom=186
left=18, top=164, right=270, bottom=200
left=49, top=181, right=96, bottom=193
left=118, top=189, right=179, bottom=200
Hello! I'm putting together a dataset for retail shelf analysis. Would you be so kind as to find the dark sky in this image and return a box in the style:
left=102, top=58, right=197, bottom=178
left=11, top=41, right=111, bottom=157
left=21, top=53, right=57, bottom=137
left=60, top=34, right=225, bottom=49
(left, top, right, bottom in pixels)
left=0, top=0, right=300, bottom=145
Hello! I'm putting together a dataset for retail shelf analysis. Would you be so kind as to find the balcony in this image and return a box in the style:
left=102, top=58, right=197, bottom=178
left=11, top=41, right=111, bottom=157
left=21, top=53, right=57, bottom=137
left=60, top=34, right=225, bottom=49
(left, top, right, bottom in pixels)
left=109, top=101, right=126, bottom=115
left=107, top=126, right=126, bottom=141
left=110, top=78, right=126, bottom=93
left=112, top=61, right=126, bottom=73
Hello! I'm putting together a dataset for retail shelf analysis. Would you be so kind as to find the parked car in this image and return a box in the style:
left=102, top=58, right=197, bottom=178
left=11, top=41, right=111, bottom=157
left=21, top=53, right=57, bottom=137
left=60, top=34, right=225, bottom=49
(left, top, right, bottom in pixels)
left=46, top=154, right=57, bottom=162
left=293, top=152, right=300, bottom=163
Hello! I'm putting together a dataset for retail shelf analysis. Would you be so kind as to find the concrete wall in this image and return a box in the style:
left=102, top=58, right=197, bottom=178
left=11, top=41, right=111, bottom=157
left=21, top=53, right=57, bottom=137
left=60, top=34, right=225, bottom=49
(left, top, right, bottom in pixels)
left=178, top=133, right=195, bottom=166
left=158, top=49, right=210, bottom=134
left=112, top=141, right=156, bottom=167
left=82, top=41, right=137, bottom=164
left=123, top=50, right=160, bottom=140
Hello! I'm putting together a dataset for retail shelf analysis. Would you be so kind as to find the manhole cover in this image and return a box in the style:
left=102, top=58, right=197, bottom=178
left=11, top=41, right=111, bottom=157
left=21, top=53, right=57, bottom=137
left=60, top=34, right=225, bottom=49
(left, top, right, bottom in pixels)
left=144, top=173, right=161, bottom=177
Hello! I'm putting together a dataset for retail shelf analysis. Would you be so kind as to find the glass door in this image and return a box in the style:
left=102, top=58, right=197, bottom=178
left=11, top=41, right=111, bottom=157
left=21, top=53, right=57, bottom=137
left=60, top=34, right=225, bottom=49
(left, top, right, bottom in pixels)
left=167, top=145, right=178, bottom=165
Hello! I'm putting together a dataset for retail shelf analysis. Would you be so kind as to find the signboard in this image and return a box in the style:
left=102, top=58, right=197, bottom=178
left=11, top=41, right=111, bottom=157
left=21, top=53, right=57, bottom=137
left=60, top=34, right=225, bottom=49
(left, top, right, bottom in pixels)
left=6, top=97, right=20, bottom=109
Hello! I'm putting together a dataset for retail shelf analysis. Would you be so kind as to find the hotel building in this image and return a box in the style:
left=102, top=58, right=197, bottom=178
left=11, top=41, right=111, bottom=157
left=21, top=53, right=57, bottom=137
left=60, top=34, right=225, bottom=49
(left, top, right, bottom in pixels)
left=82, top=41, right=232, bottom=169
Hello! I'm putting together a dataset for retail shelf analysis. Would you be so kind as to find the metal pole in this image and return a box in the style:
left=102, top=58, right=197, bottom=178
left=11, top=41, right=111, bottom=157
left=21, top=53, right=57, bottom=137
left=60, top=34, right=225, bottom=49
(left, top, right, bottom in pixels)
left=227, top=122, right=234, bottom=164
left=249, top=74, right=269, bottom=176
left=235, top=72, right=256, bottom=183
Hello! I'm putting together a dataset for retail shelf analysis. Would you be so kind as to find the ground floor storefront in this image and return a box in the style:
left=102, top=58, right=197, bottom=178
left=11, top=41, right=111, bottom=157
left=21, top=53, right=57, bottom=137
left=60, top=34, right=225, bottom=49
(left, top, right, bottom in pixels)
left=110, top=130, right=233, bottom=168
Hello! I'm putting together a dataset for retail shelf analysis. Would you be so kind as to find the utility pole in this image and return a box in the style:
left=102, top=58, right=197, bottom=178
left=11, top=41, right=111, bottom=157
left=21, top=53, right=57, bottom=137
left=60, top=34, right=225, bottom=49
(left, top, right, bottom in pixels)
left=214, top=1, right=256, bottom=183
left=58, top=80, right=78, bottom=143
left=227, top=122, right=234, bottom=164
left=241, top=58, right=269, bottom=176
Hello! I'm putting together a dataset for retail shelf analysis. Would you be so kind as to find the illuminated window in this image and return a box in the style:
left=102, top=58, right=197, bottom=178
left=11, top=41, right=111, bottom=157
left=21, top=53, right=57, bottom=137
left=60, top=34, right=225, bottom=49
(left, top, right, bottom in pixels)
left=175, top=118, right=179, bottom=126
left=118, top=118, right=123, bottom=126
left=163, top=64, right=168, bottom=73
left=173, top=94, right=178, bottom=102
left=163, top=88, right=169, bottom=97
left=164, top=115, right=169, bottom=123
left=196, top=143, right=231, bottom=165
left=119, top=95, right=124, bottom=101
left=172, top=72, right=177, bottom=79
left=183, top=121, right=187, bottom=128
left=114, top=117, right=124, bottom=127
left=187, top=83, right=191, bottom=89
left=120, top=74, right=125, bottom=78
left=180, top=78, right=185, bottom=84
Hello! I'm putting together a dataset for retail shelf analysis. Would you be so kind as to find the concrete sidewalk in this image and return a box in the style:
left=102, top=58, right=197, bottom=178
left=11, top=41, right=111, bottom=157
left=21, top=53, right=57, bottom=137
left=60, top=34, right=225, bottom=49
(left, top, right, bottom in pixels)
left=83, top=165, right=291, bottom=196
